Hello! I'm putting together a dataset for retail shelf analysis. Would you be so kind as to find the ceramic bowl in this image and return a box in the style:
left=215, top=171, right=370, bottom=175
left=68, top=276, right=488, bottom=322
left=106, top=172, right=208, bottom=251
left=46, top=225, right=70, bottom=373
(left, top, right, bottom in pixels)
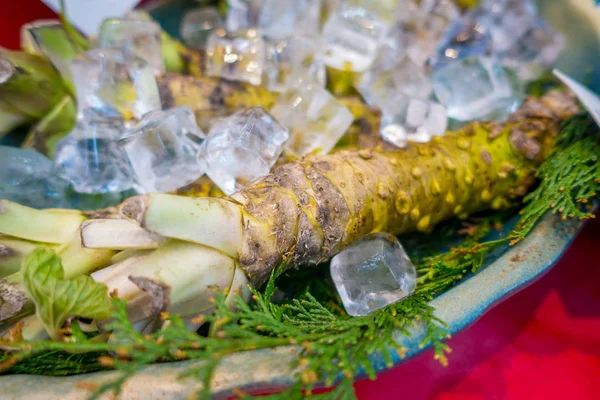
left=0, top=0, right=598, bottom=398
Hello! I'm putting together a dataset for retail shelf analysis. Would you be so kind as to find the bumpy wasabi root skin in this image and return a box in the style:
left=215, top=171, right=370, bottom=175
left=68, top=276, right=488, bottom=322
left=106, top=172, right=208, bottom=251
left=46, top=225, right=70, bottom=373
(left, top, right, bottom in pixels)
left=85, top=91, right=580, bottom=291
left=234, top=90, right=580, bottom=285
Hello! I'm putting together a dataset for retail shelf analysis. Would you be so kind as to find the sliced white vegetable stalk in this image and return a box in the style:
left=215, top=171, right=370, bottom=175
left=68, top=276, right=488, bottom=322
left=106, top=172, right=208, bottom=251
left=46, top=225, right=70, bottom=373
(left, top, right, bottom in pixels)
left=96, top=240, right=237, bottom=326
left=140, top=194, right=244, bottom=259
left=81, top=219, right=166, bottom=250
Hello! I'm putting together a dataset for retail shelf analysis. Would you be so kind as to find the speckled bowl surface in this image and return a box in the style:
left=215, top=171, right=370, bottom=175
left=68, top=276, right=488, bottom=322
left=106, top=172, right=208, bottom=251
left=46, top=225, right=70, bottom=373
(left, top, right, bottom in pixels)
left=0, top=0, right=598, bottom=398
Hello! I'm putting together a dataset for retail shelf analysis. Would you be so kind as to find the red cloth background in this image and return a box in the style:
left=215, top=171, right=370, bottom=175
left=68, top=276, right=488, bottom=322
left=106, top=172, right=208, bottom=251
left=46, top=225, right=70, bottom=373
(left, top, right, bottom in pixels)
left=1, top=2, right=599, bottom=399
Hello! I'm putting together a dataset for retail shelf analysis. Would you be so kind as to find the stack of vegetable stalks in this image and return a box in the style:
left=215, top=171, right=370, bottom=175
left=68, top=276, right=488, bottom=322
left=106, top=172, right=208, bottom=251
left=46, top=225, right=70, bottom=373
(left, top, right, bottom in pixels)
left=0, top=12, right=583, bottom=343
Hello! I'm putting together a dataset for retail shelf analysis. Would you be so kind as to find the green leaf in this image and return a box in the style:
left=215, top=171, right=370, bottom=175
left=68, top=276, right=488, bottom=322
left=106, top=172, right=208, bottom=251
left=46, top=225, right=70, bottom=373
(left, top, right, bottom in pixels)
left=21, top=248, right=113, bottom=340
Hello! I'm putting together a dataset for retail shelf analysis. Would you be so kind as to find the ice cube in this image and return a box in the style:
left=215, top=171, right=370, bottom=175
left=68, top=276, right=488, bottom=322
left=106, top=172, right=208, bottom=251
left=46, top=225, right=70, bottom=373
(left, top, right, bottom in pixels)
left=430, top=19, right=493, bottom=69
left=264, top=36, right=326, bottom=93
left=225, top=0, right=257, bottom=32
left=200, top=107, right=289, bottom=195
left=180, top=7, right=224, bottom=50
left=322, top=5, right=390, bottom=72
left=258, top=0, right=321, bottom=39
left=0, top=146, right=70, bottom=209
left=358, top=58, right=432, bottom=106
left=98, top=18, right=164, bottom=74
left=270, top=84, right=353, bottom=156
left=370, top=25, right=406, bottom=72
left=55, top=118, right=134, bottom=194
left=120, top=106, right=206, bottom=193
left=344, top=0, right=400, bottom=24
left=502, top=18, right=565, bottom=81
left=205, top=29, right=266, bottom=86
left=432, top=56, right=524, bottom=121
left=400, top=13, right=451, bottom=66
left=330, top=233, right=417, bottom=317
left=395, top=0, right=422, bottom=23
left=421, top=0, right=461, bottom=21
left=380, top=94, right=447, bottom=147
left=70, top=49, right=161, bottom=121
left=469, top=0, right=538, bottom=53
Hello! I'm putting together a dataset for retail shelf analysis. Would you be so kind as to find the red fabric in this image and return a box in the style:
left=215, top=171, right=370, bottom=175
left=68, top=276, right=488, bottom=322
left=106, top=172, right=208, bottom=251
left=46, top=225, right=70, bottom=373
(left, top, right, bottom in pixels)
left=2, top=2, right=600, bottom=399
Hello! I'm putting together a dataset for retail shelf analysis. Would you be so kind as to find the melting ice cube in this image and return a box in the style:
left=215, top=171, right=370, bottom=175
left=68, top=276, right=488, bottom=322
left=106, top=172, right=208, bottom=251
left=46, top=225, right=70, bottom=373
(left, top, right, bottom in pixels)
left=120, top=106, right=206, bottom=193
left=180, top=7, right=224, bottom=50
left=55, top=118, right=134, bottom=194
left=200, top=107, right=289, bottom=195
left=430, top=19, right=493, bottom=69
left=205, top=29, right=266, bottom=86
left=358, top=58, right=433, bottom=106
left=432, top=56, right=523, bottom=121
left=330, top=233, right=417, bottom=317
left=502, top=18, right=565, bottom=81
left=98, top=17, right=165, bottom=74
left=264, top=36, right=326, bottom=93
left=322, top=5, right=390, bottom=72
left=380, top=94, right=448, bottom=147
left=270, top=84, right=353, bottom=156
left=70, top=49, right=161, bottom=121
left=0, top=146, right=70, bottom=209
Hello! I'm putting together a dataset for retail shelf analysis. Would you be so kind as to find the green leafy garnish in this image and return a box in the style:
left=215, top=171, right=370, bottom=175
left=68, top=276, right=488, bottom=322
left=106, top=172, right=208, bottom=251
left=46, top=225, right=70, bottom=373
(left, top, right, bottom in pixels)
left=21, top=248, right=113, bottom=340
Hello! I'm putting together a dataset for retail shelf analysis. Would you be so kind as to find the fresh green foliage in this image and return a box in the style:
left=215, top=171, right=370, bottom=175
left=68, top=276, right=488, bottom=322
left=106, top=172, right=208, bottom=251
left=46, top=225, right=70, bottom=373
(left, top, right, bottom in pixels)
left=1, top=114, right=598, bottom=400
left=21, top=248, right=113, bottom=340
left=512, top=114, right=600, bottom=242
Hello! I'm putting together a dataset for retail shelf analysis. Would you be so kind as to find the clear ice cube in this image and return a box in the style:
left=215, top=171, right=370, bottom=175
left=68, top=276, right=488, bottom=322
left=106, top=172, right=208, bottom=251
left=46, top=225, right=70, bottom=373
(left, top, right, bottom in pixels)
left=0, top=146, right=70, bottom=209
left=430, top=19, right=493, bottom=69
left=98, top=18, right=165, bottom=74
left=70, top=49, right=161, bottom=121
left=200, top=107, right=289, bottom=195
left=380, top=94, right=447, bottom=147
left=358, top=58, right=432, bottom=106
left=55, top=118, right=134, bottom=194
left=469, top=0, right=538, bottom=53
left=400, top=13, right=451, bottom=66
left=344, top=0, right=400, bottom=24
left=264, top=36, right=326, bottom=93
left=502, top=18, right=565, bottom=81
left=120, top=106, right=206, bottom=193
left=422, top=0, right=461, bottom=21
left=270, top=84, right=353, bottom=156
left=432, top=56, right=524, bottom=122
left=370, top=25, right=406, bottom=72
left=205, top=29, right=266, bottom=86
left=322, top=5, right=390, bottom=72
left=225, top=0, right=256, bottom=32
left=180, top=7, right=224, bottom=50
left=330, top=233, right=417, bottom=317
left=258, top=0, right=321, bottom=39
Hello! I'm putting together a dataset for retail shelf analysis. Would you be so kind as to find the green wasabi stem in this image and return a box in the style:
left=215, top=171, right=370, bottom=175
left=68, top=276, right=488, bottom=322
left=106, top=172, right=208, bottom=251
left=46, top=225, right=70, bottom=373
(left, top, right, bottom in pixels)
left=57, top=0, right=90, bottom=52
left=0, top=236, right=52, bottom=278
left=20, top=20, right=82, bottom=95
left=21, top=95, right=76, bottom=158
left=0, top=99, right=30, bottom=137
left=0, top=200, right=84, bottom=244
left=0, top=50, right=67, bottom=120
